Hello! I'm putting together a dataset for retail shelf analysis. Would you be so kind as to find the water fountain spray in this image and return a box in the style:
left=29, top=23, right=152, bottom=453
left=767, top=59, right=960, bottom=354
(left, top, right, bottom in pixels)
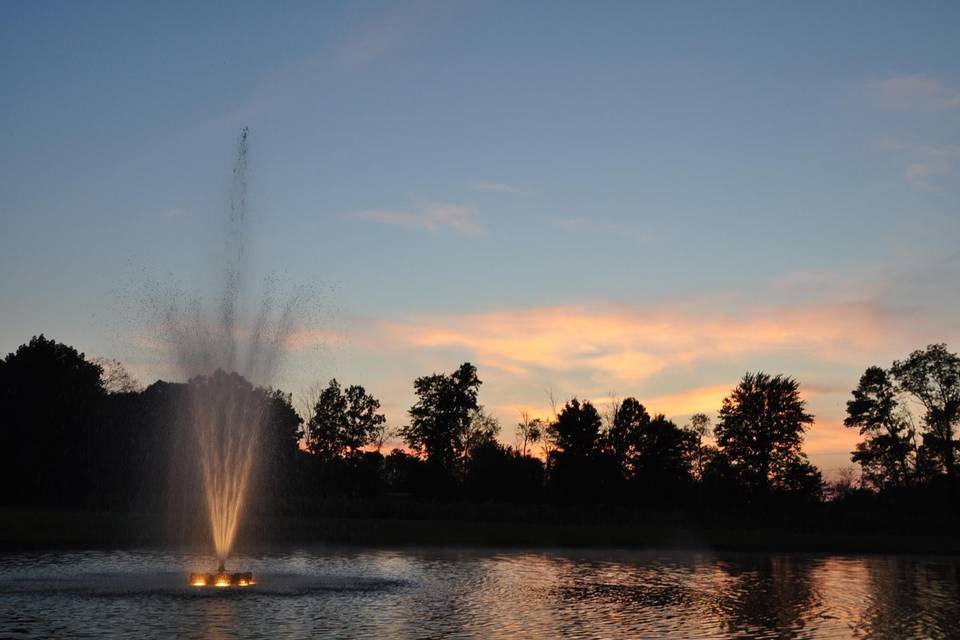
left=150, top=128, right=297, bottom=587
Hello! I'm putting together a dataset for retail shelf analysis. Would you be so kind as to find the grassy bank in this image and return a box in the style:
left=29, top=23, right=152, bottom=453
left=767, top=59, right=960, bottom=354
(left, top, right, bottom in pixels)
left=3, top=508, right=960, bottom=555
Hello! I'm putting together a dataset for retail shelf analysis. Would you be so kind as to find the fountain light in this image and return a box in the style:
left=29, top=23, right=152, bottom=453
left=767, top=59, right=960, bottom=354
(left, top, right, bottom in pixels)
left=190, top=563, right=256, bottom=588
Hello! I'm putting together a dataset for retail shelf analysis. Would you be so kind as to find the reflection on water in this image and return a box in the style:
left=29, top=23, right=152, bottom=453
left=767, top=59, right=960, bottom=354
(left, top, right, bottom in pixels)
left=1, top=548, right=959, bottom=638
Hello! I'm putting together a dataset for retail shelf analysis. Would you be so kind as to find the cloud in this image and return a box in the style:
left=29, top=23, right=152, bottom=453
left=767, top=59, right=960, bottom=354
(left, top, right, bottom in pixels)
left=283, top=327, right=348, bottom=351
left=346, top=202, right=483, bottom=235
left=219, top=3, right=457, bottom=126
left=471, top=182, right=530, bottom=195
left=639, top=385, right=732, bottom=418
left=872, top=139, right=960, bottom=189
left=374, top=301, right=924, bottom=384
left=863, top=75, right=960, bottom=111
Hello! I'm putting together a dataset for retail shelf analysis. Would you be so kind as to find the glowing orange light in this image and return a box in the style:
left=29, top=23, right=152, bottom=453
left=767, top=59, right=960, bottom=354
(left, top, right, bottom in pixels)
left=188, top=570, right=255, bottom=588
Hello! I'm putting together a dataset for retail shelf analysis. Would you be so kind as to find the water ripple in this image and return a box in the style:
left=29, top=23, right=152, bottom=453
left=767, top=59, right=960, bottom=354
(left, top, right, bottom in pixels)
left=1, top=548, right=959, bottom=638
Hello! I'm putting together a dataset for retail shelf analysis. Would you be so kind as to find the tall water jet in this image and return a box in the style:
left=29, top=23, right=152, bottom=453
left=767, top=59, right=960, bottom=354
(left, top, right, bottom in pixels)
left=191, top=370, right=265, bottom=566
left=142, top=128, right=299, bottom=582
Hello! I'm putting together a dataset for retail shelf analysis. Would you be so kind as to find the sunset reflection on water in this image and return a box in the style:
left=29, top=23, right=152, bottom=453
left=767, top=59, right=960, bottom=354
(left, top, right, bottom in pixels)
left=1, top=548, right=959, bottom=638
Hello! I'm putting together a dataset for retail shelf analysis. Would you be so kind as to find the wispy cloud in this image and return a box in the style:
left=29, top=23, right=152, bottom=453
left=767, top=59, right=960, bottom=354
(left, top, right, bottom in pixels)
left=283, top=327, right=348, bottom=351
left=220, top=3, right=457, bottom=126
left=374, top=301, right=923, bottom=383
left=471, top=182, right=530, bottom=195
left=862, top=75, right=960, bottom=111
left=345, top=202, right=483, bottom=235
left=873, top=139, right=960, bottom=188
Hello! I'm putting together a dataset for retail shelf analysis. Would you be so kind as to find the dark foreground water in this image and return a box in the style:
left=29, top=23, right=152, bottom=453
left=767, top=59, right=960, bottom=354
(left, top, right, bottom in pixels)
left=1, top=548, right=958, bottom=639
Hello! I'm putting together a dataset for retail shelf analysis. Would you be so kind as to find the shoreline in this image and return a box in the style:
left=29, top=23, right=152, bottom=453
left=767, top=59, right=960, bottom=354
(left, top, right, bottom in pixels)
left=2, top=509, right=959, bottom=556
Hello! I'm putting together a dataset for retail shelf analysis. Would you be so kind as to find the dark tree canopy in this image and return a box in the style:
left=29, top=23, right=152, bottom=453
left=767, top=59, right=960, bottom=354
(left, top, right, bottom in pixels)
left=891, top=344, right=960, bottom=478
left=714, top=372, right=814, bottom=493
left=629, top=414, right=696, bottom=485
left=0, top=335, right=105, bottom=505
left=602, top=398, right=695, bottom=486
left=264, top=388, right=303, bottom=463
left=399, top=362, right=481, bottom=469
left=463, top=407, right=501, bottom=455
left=464, top=440, right=543, bottom=502
left=0, top=334, right=104, bottom=396
left=552, top=398, right=602, bottom=458
left=605, top=397, right=650, bottom=472
left=304, top=379, right=386, bottom=460
left=547, top=398, right=616, bottom=503
left=845, top=366, right=914, bottom=489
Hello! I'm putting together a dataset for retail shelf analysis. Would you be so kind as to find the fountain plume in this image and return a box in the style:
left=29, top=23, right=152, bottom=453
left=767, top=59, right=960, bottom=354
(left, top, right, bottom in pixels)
left=190, top=371, right=265, bottom=562
left=145, top=128, right=299, bottom=566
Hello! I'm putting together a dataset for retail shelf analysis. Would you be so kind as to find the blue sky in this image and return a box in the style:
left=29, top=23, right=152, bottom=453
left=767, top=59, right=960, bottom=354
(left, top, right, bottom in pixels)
left=2, top=1, right=959, bottom=475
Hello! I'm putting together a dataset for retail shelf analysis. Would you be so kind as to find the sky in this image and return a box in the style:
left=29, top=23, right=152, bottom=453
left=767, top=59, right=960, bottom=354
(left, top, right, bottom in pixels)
left=1, top=1, right=959, bottom=477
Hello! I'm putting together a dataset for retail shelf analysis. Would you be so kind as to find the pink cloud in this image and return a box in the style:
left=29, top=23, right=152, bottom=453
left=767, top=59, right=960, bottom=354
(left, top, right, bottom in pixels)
left=374, top=301, right=917, bottom=384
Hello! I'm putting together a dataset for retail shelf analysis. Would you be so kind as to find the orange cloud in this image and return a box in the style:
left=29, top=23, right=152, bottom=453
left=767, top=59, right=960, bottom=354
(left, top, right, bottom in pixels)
left=377, top=301, right=913, bottom=384
left=642, top=384, right=732, bottom=418
left=283, top=328, right=348, bottom=350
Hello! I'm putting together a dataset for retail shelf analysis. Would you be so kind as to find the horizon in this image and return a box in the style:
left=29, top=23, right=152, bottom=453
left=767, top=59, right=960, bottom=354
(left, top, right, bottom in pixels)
left=2, top=2, right=959, bottom=479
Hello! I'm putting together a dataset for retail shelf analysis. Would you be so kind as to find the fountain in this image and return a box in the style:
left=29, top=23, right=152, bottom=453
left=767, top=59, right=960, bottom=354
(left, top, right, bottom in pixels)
left=190, top=564, right=255, bottom=588
left=186, top=369, right=268, bottom=586
left=149, top=128, right=298, bottom=587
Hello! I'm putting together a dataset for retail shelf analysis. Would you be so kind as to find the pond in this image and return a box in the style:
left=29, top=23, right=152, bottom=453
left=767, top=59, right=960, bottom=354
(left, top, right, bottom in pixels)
left=1, top=547, right=958, bottom=638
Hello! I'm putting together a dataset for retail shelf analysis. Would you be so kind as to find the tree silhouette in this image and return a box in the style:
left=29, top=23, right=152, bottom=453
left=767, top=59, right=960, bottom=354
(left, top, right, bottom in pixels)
left=686, top=412, right=712, bottom=480
left=845, top=366, right=915, bottom=489
left=303, top=379, right=386, bottom=460
left=10, top=331, right=960, bottom=537
left=715, top=372, right=814, bottom=495
left=464, top=440, right=544, bottom=501
left=629, top=414, right=696, bottom=488
left=0, top=335, right=105, bottom=505
left=463, top=406, right=500, bottom=458
left=264, top=388, right=302, bottom=461
left=605, top=397, right=650, bottom=475
left=553, top=398, right=602, bottom=458
left=548, top=398, right=618, bottom=502
left=399, top=362, right=481, bottom=470
left=92, top=357, right=142, bottom=394
left=515, top=411, right=543, bottom=457
left=891, top=344, right=960, bottom=479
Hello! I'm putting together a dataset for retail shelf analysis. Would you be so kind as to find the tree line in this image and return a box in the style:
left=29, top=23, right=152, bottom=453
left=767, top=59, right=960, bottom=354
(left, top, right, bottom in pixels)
left=302, top=363, right=824, bottom=509
left=1, top=335, right=959, bottom=523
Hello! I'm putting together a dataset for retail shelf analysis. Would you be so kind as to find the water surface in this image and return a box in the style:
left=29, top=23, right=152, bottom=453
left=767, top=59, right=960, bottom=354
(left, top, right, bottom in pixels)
left=1, top=548, right=957, bottom=638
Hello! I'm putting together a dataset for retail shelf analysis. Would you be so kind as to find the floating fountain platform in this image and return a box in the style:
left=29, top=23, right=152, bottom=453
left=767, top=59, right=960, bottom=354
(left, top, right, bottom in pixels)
left=190, top=563, right=255, bottom=588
